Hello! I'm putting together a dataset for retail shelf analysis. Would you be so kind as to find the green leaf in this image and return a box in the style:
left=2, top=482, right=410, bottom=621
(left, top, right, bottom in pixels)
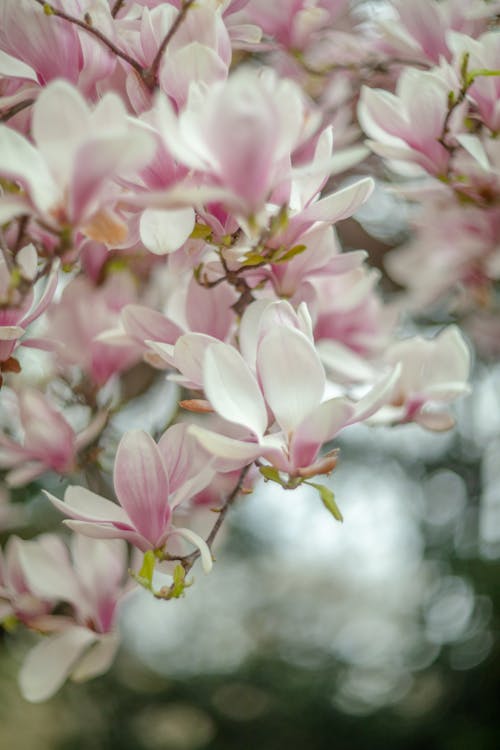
left=138, top=550, right=156, bottom=587
left=275, top=244, right=307, bottom=264
left=242, top=253, right=266, bottom=267
left=170, top=564, right=187, bottom=598
left=259, top=466, right=284, bottom=484
left=190, top=223, right=212, bottom=240
left=309, top=482, right=343, bottom=522
left=1, top=614, right=18, bottom=633
left=468, top=68, right=500, bottom=83
left=43, top=2, right=54, bottom=15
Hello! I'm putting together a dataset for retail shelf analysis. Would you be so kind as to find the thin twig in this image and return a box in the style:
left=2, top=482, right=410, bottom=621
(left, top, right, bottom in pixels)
left=143, top=0, right=196, bottom=88
left=166, top=463, right=252, bottom=573
left=111, top=0, right=126, bottom=17
left=33, top=0, right=145, bottom=79
left=0, top=98, right=35, bottom=123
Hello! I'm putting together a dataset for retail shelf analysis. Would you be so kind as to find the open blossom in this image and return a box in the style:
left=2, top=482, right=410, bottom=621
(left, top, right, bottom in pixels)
left=187, top=320, right=399, bottom=478
left=0, top=533, right=129, bottom=702
left=0, top=79, right=155, bottom=244
left=373, top=326, right=472, bottom=431
left=0, top=389, right=107, bottom=486
left=358, top=67, right=455, bottom=176
left=375, top=0, right=499, bottom=64
left=45, top=428, right=215, bottom=569
left=158, top=67, right=309, bottom=215
left=0, top=255, right=58, bottom=367
left=45, top=272, right=140, bottom=385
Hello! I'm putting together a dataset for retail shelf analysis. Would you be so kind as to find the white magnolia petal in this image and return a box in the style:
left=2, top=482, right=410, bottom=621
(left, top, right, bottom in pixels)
left=351, top=364, right=402, bottom=423
left=173, top=527, right=213, bottom=573
left=188, top=425, right=263, bottom=463
left=204, top=343, right=268, bottom=437
left=70, top=633, right=120, bottom=683
left=0, top=325, right=24, bottom=340
left=19, top=627, right=97, bottom=703
left=44, top=487, right=130, bottom=525
left=300, top=178, right=375, bottom=224
left=140, top=207, right=195, bottom=255
left=0, top=124, right=59, bottom=213
left=257, top=327, right=325, bottom=433
left=17, top=541, right=80, bottom=605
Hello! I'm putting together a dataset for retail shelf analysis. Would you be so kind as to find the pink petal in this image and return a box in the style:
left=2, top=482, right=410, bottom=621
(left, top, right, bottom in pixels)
left=122, top=305, right=183, bottom=345
left=44, top=487, right=130, bottom=525
left=114, top=430, right=171, bottom=547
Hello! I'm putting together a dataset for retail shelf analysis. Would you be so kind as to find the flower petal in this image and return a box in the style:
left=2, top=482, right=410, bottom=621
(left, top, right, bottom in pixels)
left=257, top=327, right=325, bottom=433
left=114, top=430, right=170, bottom=547
left=204, top=343, right=268, bottom=437
left=19, top=627, right=97, bottom=703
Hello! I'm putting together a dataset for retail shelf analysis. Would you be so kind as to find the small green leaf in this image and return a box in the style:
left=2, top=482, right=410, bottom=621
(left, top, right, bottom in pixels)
left=170, top=564, right=187, bottom=598
left=190, top=223, right=212, bottom=240
left=259, top=466, right=283, bottom=484
left=138, top=550, right=156, bottom=587
left=1, top=614, right=18, bottom=633
left=43, top=2, right=54, bottom=15
left=468, top=68, right=500, bottom=83
left=242, top=253, right=266, bottom=266
left=309, top=482, right=343, bottom=522
left=275, top=244, right=307, bottom=263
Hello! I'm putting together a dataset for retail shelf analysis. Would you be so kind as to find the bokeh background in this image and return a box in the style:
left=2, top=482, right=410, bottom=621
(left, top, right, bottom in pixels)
left=1, top=349, right=499, bottom=750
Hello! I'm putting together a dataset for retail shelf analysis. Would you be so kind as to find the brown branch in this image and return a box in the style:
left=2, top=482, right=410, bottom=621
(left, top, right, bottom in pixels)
left=142, top=0, right=196, bottom=89
left=296, top=54, right=431, bottom=79
left=111, top=0, right=126, bottom=17
left=164, top=463, right=252, bottom=575
left=33, top=0, right=145, bottom=79
left=0, top=98, right=35, bottom=123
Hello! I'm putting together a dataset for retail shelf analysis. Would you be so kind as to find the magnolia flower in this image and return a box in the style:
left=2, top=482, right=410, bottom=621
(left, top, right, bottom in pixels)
left=0, top=257, right=58, bottom=366
left=358, top=67, right=455, bottom=176
left=158, top=68, right=307, bottom=215
left=8, top=534, right=128, bottom=702
left=45, top=272, right=140, bottom=385
left=376, top=326, right=472, bottom=431
left=187, top=323, right=399, bottom=478
left=0, top=79, right=155, bottom=244
left=0, top=389, right=107, bottom=486
left=45, top=429, right=214, bottom=570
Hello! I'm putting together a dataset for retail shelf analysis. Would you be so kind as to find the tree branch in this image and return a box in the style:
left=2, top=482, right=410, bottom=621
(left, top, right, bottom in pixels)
left=33, top=0, right=145, bottom=79
left=142, top=0, right=196, bottom=89
left=163, top=463, right=253, bottom=577
left=111, top=0, right=126, bottom=17
left=0, top=98, right=35, bottom=123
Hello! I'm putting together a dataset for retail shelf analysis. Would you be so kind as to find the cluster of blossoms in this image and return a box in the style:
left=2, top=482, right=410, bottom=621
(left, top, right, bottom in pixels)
left=0, top=0, right=493, bottom=702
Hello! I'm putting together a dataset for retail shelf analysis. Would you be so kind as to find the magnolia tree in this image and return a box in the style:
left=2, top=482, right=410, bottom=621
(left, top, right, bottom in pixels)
left=0, top=0, right=497, bottom=703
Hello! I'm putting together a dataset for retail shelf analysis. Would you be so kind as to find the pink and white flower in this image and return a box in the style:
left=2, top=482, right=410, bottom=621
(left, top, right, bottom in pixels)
left=45, top=428, right=214, bottom=567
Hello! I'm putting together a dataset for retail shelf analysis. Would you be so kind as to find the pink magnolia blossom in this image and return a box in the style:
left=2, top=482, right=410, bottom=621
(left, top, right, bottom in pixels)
left=45, top=272, right=140, bottom=385
left=45, top=428, right=214, bottom=568
left=157, top=68, right=308, bottom=216
left=0, top=79, right=155, bottom=244
left=358, top=67, right=456, bottom=176
left=0, top=255, right=58, bottom=366
left=10, top=534, right=128, bottom=702
left=375, top=0, right=499, bottom=65
left=374, top=327, right=472, bottom=431
left=448, top=31, right=500, bottom=133
left=0, top=389, right=107, bottom=486
left=187, top=323, right=399, bottom=478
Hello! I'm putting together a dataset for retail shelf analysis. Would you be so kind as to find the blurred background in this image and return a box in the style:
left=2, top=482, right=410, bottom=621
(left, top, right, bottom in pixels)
left=1, top=355, right=499, bottom=750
